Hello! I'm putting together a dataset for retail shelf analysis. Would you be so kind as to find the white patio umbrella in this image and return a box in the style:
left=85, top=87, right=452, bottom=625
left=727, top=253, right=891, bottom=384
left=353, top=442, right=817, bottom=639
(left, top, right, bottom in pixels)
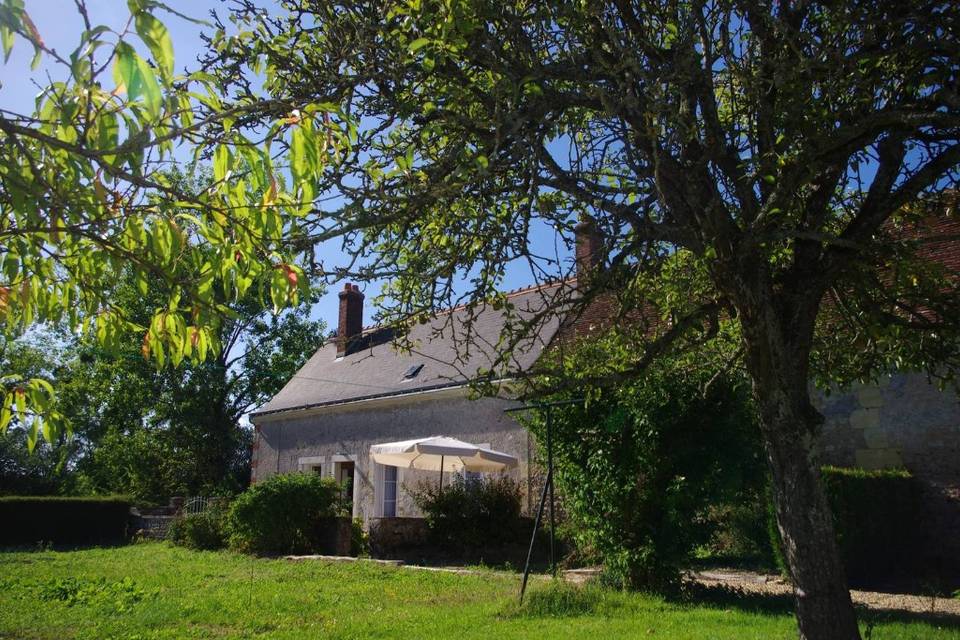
left=369, top=436, right=518, bottom=491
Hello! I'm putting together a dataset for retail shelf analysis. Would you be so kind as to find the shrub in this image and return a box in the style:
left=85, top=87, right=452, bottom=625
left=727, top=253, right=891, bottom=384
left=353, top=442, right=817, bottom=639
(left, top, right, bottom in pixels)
left=704, top=488, right=778, bottom=565
left=768, top=466, right=920, bottom=583
left=410, top=474, right=524, bottom=550
left=525, top=338, right=766, bottom=595
left=226, top=473, right=346, bottom=555
left=168, top=504, right=228, bottom=551
left=0, top=496, right=131, bottom=546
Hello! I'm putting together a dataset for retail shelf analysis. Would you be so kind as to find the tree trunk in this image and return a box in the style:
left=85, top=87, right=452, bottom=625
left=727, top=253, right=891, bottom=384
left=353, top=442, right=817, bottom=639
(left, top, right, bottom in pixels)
left=742, top=318, right=861, bottom=640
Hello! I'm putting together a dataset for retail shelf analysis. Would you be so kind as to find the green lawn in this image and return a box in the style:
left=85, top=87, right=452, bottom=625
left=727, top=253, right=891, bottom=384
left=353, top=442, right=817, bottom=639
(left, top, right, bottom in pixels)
left=0, top=544, right=956, bottom=640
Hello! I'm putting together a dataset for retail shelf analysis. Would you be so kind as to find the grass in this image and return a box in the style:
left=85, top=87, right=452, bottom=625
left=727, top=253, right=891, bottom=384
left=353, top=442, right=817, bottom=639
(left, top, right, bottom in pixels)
left=0, top=543, right=956, bottom=639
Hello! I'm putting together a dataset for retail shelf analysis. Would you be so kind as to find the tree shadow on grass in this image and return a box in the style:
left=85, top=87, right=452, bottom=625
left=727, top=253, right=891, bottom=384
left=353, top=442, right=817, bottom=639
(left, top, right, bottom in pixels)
left=682, top=582, right=960, bottom=630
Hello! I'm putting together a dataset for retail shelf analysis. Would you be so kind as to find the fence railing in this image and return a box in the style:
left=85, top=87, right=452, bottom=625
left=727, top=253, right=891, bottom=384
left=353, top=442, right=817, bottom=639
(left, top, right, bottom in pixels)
left=182, top=496, right=211, bottom=515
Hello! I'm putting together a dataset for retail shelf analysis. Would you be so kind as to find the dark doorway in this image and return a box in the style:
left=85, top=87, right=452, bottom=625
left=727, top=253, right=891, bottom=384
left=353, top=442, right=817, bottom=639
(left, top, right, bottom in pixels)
left=335, top=461, right=355, bottom=514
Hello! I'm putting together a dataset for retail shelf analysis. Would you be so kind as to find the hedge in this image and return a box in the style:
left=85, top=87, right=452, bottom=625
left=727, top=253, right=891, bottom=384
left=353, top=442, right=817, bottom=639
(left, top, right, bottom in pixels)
left=0, top=496, right=132, bottom=547
left=769, top=467, right=920, bottom=583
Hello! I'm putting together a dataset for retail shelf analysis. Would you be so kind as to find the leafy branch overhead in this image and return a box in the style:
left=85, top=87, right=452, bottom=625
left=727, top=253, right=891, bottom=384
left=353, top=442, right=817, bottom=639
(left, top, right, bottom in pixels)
left=205, top=2, right=959, bottom=638
left=209, top=0, right=960, bottom=389
left=0, top=0, right=350, bottom=442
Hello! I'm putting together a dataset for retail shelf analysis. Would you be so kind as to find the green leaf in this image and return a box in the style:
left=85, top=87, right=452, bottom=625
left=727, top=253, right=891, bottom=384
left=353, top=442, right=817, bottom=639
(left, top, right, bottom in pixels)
left=134, top=10, right=174, bottom=79
left=136, top=54, right=162, bottom=119
left=1, top=24, right=12, bottom=63
left=26, top=418, right=38, bottom=453
left=408, top=37, right=430, bottom=53
left=213, top=144, right=230, bottom=182
left=0, top=393, right=12, bottom=432
left=14, top=389, right=25, bottom=420
left=290, top=126, right=306, bottom=182
left=113, top=41, right=142, bottom=102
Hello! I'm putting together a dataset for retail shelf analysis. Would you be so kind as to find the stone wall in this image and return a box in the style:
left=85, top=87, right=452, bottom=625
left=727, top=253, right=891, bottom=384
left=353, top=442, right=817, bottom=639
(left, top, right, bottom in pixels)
left=251, top=389, right=535, bottom=525
left=368, top=517, right=430, bottom=557
left=816, top=373, right=960, bottom=475
left=816, top=373, right=960, bottom=570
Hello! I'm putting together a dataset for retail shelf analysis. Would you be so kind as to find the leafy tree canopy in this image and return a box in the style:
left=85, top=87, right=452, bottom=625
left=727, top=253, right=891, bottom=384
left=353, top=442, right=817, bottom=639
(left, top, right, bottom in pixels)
left=0, top=0, right=348, bottom=441
left=206, top=2, right=960, bottom=637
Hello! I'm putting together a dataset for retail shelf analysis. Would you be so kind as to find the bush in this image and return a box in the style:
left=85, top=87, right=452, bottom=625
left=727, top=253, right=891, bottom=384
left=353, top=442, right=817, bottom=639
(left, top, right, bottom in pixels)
left=168, top=504, right=228, bottom=551
left=410, top=474, right=525, bottom=550
left=226, top=473, right=346, bottom=555
left=704, top=488, right=778, bottom=565
left=768, top=466, right=920, bottom=583
left=0, top=496, right=131, bottom=546
left=525, top=338, right=766, bottom=595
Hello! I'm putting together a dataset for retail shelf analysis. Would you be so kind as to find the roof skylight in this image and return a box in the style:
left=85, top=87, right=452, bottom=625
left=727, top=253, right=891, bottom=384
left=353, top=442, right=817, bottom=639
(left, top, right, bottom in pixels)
left=402, top=363, right=424, bottom=380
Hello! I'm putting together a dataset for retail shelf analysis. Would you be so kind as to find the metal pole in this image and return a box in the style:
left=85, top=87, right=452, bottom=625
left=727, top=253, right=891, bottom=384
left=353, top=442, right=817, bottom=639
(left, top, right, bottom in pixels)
left=439, top=455, right=444, bottom=494
left=504, top=398, right=585, bottom=602
left=547, top=408, right=556, bottom=577
left=519, top=465, right=552, bottom=603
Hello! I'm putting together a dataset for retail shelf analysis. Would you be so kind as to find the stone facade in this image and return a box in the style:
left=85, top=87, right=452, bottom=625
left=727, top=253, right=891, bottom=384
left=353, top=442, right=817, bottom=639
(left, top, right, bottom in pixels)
left=816, top=372, right=960, bottom=568
left=251, top=388, right=534, bottom=525
left=816, top=373, right=960, bottom=475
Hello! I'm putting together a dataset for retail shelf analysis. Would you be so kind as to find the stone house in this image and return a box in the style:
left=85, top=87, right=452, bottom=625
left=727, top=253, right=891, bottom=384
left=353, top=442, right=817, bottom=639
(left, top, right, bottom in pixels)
left=250, top=215, right=960, bottom=565
left=249, top=222, right=602, bottom=524
left=249, top=280, right=567, bottom=523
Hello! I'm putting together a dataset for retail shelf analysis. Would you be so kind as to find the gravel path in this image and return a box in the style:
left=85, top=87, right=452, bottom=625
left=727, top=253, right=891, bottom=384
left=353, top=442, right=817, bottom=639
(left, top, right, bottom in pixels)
left=692, top=569, right=960, bottom=617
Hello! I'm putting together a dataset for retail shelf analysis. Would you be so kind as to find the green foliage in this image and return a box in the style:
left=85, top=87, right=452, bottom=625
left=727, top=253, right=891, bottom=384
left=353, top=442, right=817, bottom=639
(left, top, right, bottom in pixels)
left=211, top=0, right=960, bottom=392
left=0, top=495, right=131, bottom=546
left=0, top=424, right=79, bottom=496
left=527, top=336, right=765, bottom=594
left=167, top=504, right=228, bottom=551
left=704, top=492, right=777, bottom=566
left=64, top=248, right=324, bottom=501
left=410, top=474, right=525, bottom=550
left=34, top=576, right=152, bottom=613
left=768, top=467, right=921, bottom=583
left=0, top=2, right=348, bottom=438
left=0, top=196, right=325, bottom=500
left=226, top=473, right=346, bottom=555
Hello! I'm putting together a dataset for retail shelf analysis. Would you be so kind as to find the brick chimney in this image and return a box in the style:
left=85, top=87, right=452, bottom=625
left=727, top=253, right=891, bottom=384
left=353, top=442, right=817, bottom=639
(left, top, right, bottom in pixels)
left=336, top=283, right=364, bottom=357
left=575, top=216, right=603, bottom=279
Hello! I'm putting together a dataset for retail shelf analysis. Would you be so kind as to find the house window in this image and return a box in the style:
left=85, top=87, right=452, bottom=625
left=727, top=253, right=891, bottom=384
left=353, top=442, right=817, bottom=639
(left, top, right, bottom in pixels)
left=382, top=466, right=398, bottom=517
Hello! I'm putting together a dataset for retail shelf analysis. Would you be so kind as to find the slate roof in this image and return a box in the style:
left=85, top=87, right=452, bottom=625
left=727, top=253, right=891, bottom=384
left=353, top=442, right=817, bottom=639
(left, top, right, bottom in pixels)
left=251, top=282, right=571, bottom=419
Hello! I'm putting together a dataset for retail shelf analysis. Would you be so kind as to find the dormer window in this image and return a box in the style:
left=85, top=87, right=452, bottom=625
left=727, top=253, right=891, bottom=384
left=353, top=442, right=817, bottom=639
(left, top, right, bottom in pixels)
left=402, top=363, right=424, bottom=380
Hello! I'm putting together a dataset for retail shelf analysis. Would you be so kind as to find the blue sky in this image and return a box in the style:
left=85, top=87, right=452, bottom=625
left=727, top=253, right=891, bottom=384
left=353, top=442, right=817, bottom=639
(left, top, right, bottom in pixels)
left=3, top=1, right=569, bottom=333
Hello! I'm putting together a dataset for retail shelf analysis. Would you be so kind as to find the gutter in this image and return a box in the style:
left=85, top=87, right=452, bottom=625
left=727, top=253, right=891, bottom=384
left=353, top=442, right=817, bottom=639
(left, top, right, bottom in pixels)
left=249, top=377, right=521, bottom=424
left=249, top=380, right=470, bottom=423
